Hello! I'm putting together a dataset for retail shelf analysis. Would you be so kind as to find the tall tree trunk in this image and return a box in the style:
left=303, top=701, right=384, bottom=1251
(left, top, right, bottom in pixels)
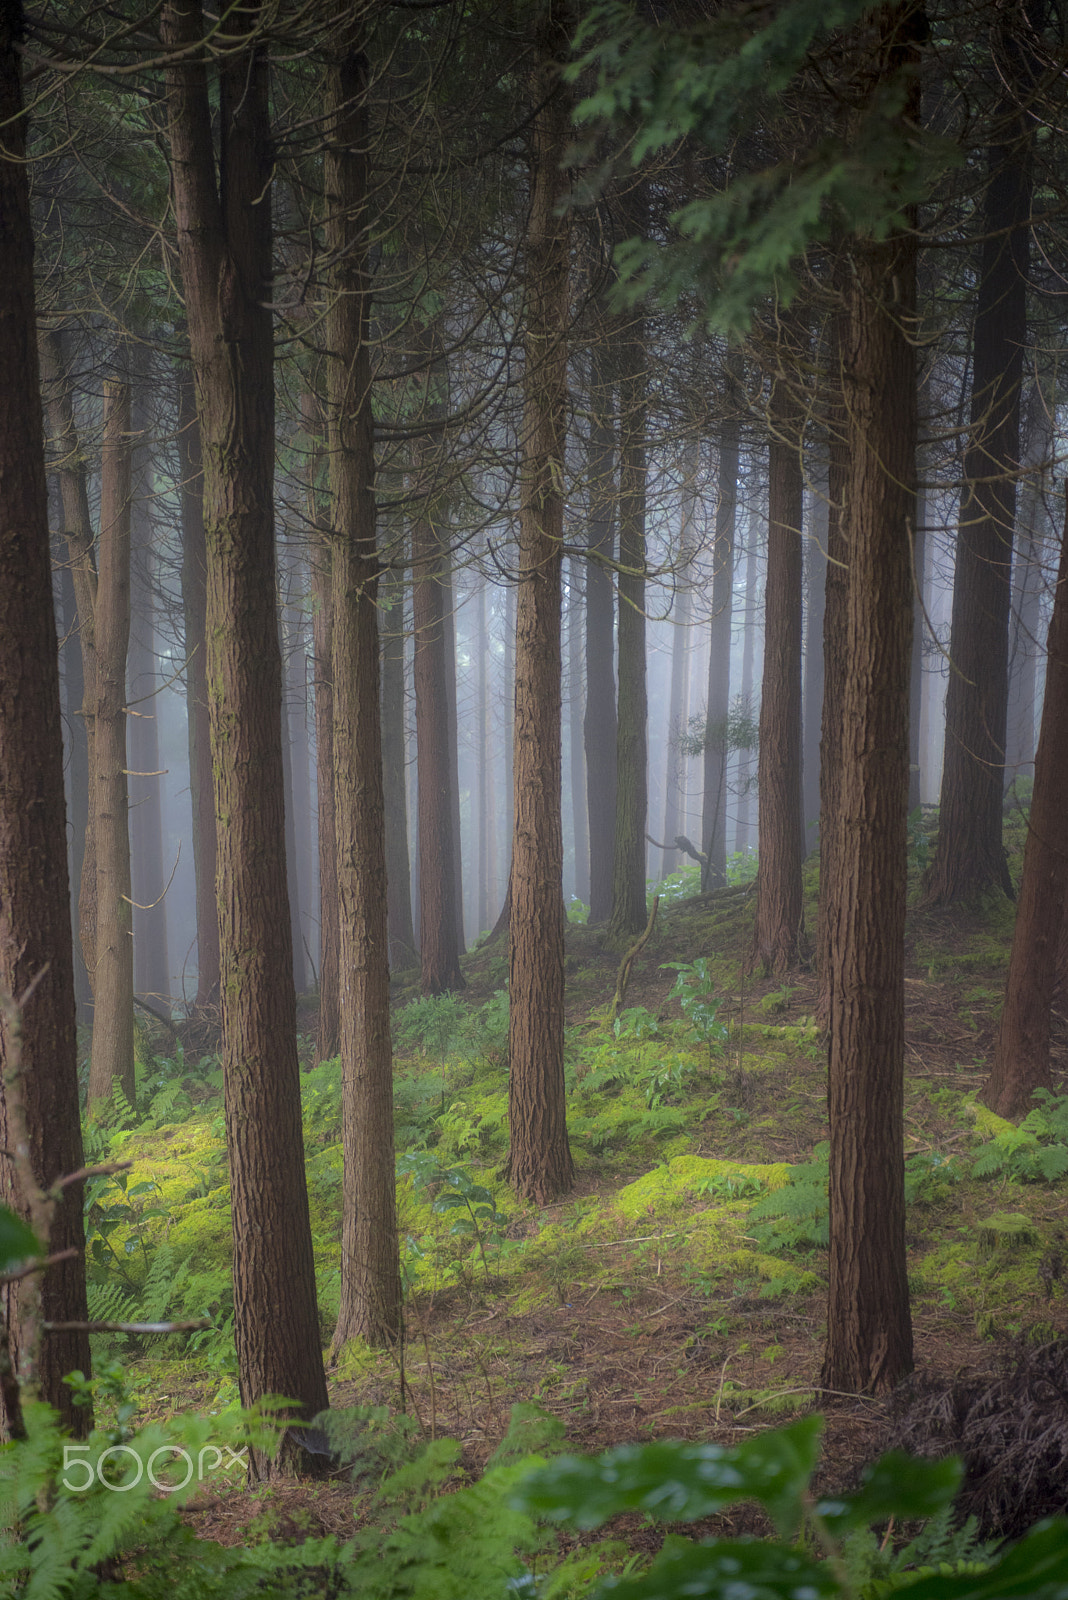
left=280, top=537, right=310, bottom=994
left=505, top=4, right=574, bottom=1204
left=606, top=300, right=649, bottom=949
left=325, top=24, right=402, bottom=1350
left=176, top=367, right=220, bottom=1010
left=412, top=370, right=465, bottom=993
left=661, top=436, right=696, bottom=880
left=303, top=390, right=340, bottom=1056
left=0, top=0, right=92, bottom=1429
left=478, top=551, right=500, bottom=932
left=567, top=560, right=590, bottom=903
left=750, top=379, right=804, bottom=974
left=1005, top=383, right=1052, bottom=789
left=87, top=376, right=135, bottom=1113
left=39, top=331, right=98, bottom=998
left=163, top=0, right=328, bottom=1455
left=817, top=307, right=850, bottom=1027
left=56, top=558, right=93, bottom=1020
left=381, top=554, right=417, bottom=969
left=982, top=506, right=1068, bottom=1118
left=802, top=466, right=828, bottom=847
left=128, top=370, right=170, bottom=1008
left=703, top=416, right=739, bottom=888
left=924, top=46, right=1032, bottom=905
left=584, top=336, right=617, bottom=923
left=821, top=4, right=919, bottom=1393
left=443, top=557, right=466, bottom=957
left=734, top=527, right=759, bottom=854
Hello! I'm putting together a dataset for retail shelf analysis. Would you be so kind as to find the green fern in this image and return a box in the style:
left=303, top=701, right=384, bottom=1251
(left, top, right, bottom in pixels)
left=748, top=1146, right=830, bottom=1252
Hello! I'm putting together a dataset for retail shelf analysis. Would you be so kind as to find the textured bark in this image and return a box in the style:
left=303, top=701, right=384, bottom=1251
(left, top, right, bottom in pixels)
left=734, top=531, right=759, bottom=854
left=280, top=538, right=310, bottom=995
left=661, top=437, right=696, bottom=880
left=0, top=0, right=91, bottom=1428
left=802, top=470, right=828, bottom=846
left=584, top=336, right=617, bottom=923
left=478, top=552, right=500, bottom=930
left=177, top=368, right=220, bottom=1010
left=606, top=303, right=649, bottom=950
left=504, top=7, right=574, bottom=1204
left=567, top=561, right=590, bottom=903
left=87, top=377, right=135, bottom=1113
left=56, top=559, right=92, bottom=1019
left=822, top=9, right=918, bottom=1393
left=1006, top=385, right=1052, bottom=788
left=412, top=411, right=465, bottom=992
left=703, top=417, right=739, bottom=888
left=817, top=314, right=851, bottom=1027
left=750, top=380, right=804, bottom=974
left=924, top=57, right=1032, bottom=905
left=381, top=558, right=417, bottom=969
left=128, top=370, right=170, bottom=1007
left=982, top=508, right=1068, bottom=1118
left=39, top=330, right=98, bottom=993
left=164, top=0, right=328, bottom=1453
left=442, top=559, right=466, bottom=958
left=324, top=26, right=402, bottom=1350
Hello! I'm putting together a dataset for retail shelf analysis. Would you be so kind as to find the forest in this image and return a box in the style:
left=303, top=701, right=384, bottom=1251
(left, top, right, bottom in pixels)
left=3, top=0, right=1068, bottom=1593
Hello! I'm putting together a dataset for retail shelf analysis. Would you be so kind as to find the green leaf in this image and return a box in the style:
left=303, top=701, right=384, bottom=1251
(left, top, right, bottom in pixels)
left=0, top=1205, right=40, bottom=1274
left=512, top=1415, right=822, bottom=1538
left=593, top=1534, right=838, bottom=1600
left=893, top=1516, right=1068, bottom=1599
left=816, top=1450, right=962, bottom=1530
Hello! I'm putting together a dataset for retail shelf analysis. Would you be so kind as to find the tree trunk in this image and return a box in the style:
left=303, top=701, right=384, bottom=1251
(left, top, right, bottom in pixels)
left=750, top=377, right=804, bottom=974
left=0, top=2, right=92, bottom=1430
left=39, top=330, right=99, bottom=997
left=923, top=53, right=1032, bottom=905
left=606, top=300, right=649, bottom=950
left=1005, top=383, right=1052, bottom=790
left=584, top=336, right=617, bottom=923
left=734, top=528, right=759, bottom=854
left=280, top=537, right=310, bottom=994
left=412, top=354, right=465, bottom=993
left=478, top=549, right=500, bottom=932
left=982, top=506, right=1068, bottom=1118
left=164, top=0, right=328, bottom=1457
left=56, top=558, right=93, bottom=1021
left=661, top=436, right=696, bottom=880
left=381, top=556, right=417, bottom=969
left=443, top=558, right=466, bottom=957
left=87, top=376, right=135, bottom=1114
left=128, top=369, right=170, bottom=1009
left=176, top=367, right=220, bottom=1011
left=821, top=6, right=919, bottom=1394
left=816, top=309, right=851, bottom=1027
left=324, top=24, right=402, bottom=1351
left=567, top=560, right=590, bottom=903
left=802, top=466, right=828, bottom=848
left=703, top=416, right=739, bottom=888
left=504, top=7, right=574, bottom=1205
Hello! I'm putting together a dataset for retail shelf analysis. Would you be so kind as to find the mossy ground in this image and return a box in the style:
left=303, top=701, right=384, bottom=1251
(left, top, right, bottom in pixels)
left=87, top=817, right=1068, bottom=1545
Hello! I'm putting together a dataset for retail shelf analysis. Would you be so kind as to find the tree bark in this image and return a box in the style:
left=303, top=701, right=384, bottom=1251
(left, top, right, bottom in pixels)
left=982, top=506, right=1068, bottom=1118
left=567, top=559, right=590, bottom=903
left=164, top=0, right=328, bottom=1456
left=0, top=0, right=92, bottom=1430
left=821, top=5, right=919, bottom=1394
left=324, top=24, right=402, bottom=1350
left=87, top=376, right=135, bottom=1113
left=504, top=6, right=575, bottom=1205
left=1005, top=383, right=1052, bottom=789
left=584, top=335, right=617, bottom=923
left=734, top=528, right=759, bottom=854
left=128, top=367, right=170, bottom=1009
left=56, top=558, right=92, bottom=1020
left=661, top=436, right=696, bottom=880
left=802, top=466, right=828, bottom=848
left=606, top=299, right=649, bottom=950
left=39, top=330, right=99, bottom=997
left=176, top=367, right=220, bottom=1011
left=750, top=376, right=804, bottom=974
left=923, top=49, right=1032, bottom=905
left=703, top=415, right=739, bottom=888
left=381, top=555, right=417, bottom=969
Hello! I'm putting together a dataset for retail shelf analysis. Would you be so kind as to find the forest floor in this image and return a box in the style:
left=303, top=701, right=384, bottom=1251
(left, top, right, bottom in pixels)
left=88, top=804, right=1068, bottom=1571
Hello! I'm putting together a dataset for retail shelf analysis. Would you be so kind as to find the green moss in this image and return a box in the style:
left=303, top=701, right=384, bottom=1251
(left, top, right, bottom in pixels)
left=614, top=1155, right=791, bottom=1221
